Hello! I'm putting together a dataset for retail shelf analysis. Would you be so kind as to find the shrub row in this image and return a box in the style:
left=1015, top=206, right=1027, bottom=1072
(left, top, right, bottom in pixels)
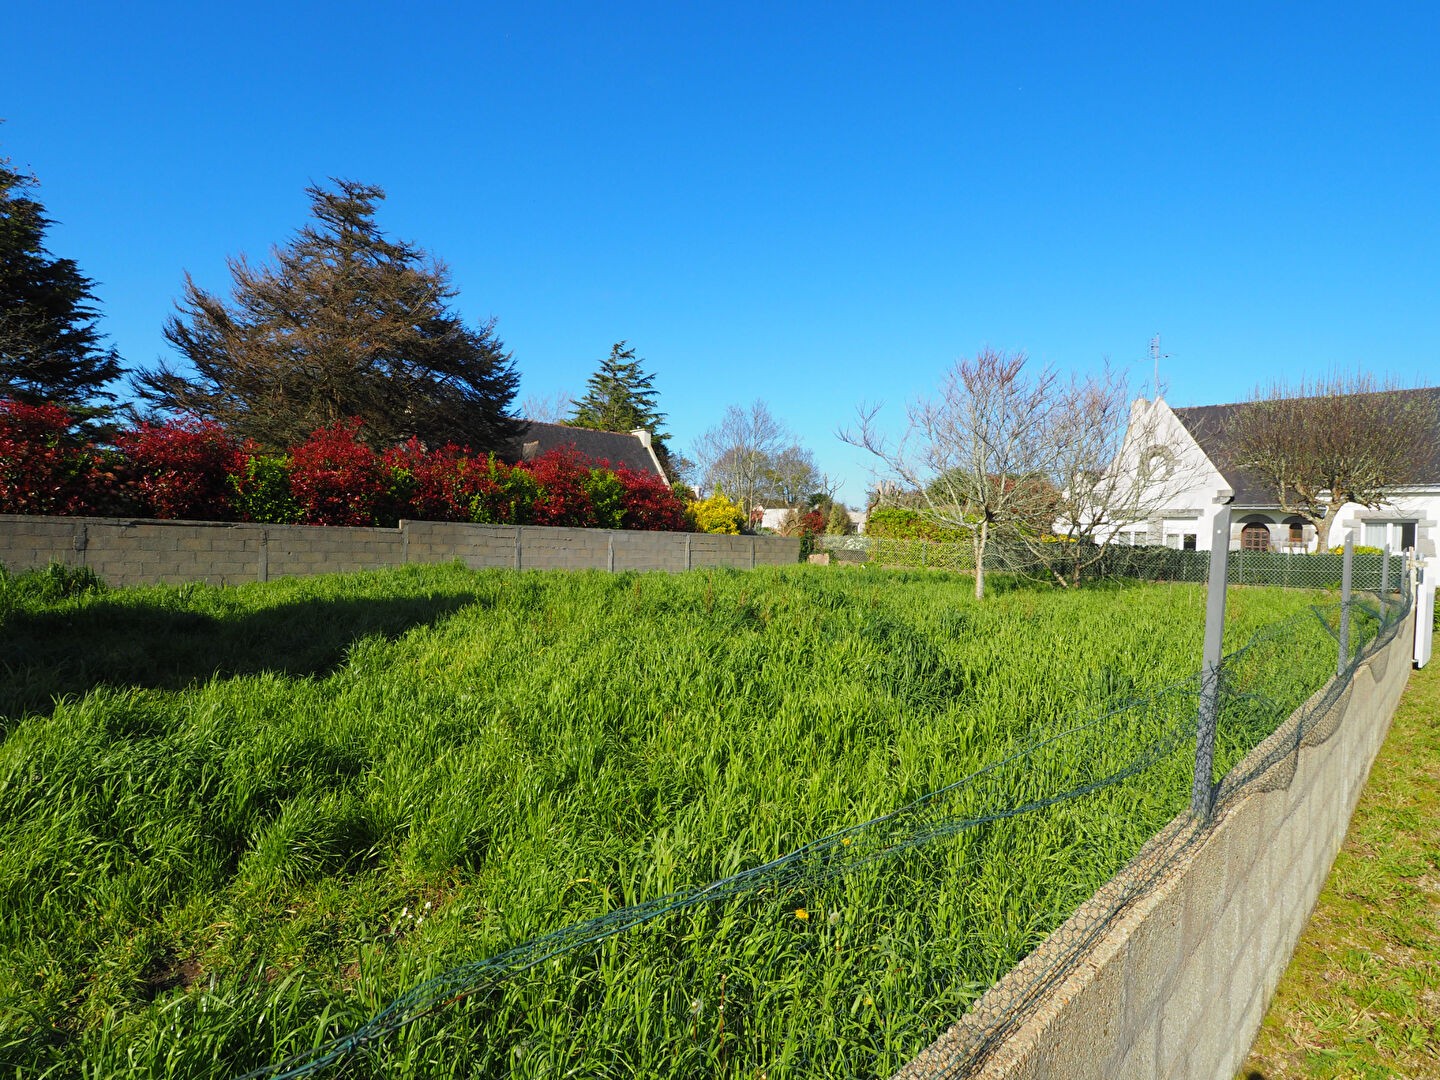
left=0, top=401, right=700, bottom=531
left=863, top=506, right=971, bottom=542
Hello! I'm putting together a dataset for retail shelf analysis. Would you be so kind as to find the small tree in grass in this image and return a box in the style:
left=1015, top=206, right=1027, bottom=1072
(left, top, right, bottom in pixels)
left=845, top=349, right=1197, bottom=596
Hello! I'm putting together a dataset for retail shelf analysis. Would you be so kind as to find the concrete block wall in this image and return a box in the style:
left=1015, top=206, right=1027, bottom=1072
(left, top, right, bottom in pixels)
left=895, top=610, right=1415, bottom=1080
left=0, top=514, right=800, bottom=587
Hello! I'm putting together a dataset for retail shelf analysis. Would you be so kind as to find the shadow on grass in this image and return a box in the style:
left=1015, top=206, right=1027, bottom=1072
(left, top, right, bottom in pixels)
left=0, top=589, right=487, bottom=720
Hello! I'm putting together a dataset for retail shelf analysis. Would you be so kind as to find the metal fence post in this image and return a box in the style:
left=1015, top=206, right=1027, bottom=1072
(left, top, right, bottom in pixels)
left=1380, top=543, right=1391, bottom=603
left=1337, top=535, right=1354, bottom=676
left=1192, top=503, right=1232, bottom=818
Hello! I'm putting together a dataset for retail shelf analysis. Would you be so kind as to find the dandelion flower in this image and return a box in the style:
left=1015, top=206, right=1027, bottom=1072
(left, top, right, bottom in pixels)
left=794, top=908, right=809, bottom=921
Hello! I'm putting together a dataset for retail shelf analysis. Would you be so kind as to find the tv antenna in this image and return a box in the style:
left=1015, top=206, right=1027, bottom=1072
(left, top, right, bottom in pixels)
left=1148, top=334, right=1171, bottom=400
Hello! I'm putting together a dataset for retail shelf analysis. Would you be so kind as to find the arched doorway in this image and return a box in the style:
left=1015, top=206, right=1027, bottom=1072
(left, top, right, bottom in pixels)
left=1241, top=522, right=1272, bottom=552
left=1282, top=517, right=1308, bottom=550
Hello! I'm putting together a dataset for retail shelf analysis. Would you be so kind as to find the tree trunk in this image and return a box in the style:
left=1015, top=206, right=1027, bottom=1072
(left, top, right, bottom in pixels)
left=973, top=518, right=988, bottom=600
left=1314, top=509, right=1335, bottom=552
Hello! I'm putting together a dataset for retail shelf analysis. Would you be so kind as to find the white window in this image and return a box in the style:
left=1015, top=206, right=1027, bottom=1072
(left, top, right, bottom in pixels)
left=1361, top=521, right=1419, bottom=551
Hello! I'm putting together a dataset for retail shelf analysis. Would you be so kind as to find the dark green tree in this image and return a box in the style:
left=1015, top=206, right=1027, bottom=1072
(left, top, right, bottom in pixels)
left=567, top=340, right=674, bottom=468
left=0, top=149, right=123, bottom=418
left=135, top=179, right=521, bottom=451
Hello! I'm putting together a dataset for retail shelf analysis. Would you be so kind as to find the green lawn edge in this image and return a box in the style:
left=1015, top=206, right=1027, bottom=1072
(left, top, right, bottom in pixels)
left=1241, top=656, right=1440, bottom=1079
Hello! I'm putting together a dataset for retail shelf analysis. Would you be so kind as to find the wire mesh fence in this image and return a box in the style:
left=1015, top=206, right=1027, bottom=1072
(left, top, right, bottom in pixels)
left=822, top=535, right=1399, bottom=592
left=233, top=551, right=1414, bottom=1080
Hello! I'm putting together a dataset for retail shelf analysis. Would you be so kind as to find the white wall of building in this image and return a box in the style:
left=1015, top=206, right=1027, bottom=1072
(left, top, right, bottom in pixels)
left=1326, top=489, right=1440, bottom=558
left=1103, top=397, right=1232, bottom=551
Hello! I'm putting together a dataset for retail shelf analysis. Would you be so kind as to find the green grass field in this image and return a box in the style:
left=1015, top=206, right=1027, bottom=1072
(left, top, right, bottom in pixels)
left=0, top=563, right=1335, bottom=1078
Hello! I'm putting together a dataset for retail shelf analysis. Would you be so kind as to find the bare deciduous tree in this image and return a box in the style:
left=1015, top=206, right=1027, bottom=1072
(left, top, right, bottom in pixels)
left=844, top=348, right=1197, bottom=596
left=1226, top=374, right=1440, bottom=550
left=765, top=444, right=830, bottom=507
left=1025, top=371, right=1200, bottom=585
left=843, top=349, right=1061, bottom=598
left=520, top=388, right=574, bottom=424
left=693, top=401, right=831, bottom=517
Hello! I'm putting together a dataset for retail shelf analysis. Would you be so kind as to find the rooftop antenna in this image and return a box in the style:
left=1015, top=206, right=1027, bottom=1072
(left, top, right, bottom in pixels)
left=1149, top=334, right=1171, bottom=400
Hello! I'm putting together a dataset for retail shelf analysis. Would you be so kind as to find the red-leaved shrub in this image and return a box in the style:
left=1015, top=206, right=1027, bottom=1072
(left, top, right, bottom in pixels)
left=525, top=447, right=597, bottom=527
left=616, top=468, right=690, bottom=531
left=288, top=420, right=390, bottom=526
left=0, top=406, right=695, bottom=536
left=116, top=418, right=242, bottom=520
left=382, top=439, right=478, bottom=523
left=0, top=399, right=97, bottom=515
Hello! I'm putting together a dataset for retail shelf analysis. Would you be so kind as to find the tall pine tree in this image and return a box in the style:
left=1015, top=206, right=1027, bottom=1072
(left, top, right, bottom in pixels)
left=0, top=149, right=123, bottom=417
left=135, top=179, right=521, bottom=451
left=567, top=341, right=674, bottom=469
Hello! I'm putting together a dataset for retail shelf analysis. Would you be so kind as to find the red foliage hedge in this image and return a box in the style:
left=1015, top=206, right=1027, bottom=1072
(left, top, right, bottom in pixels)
left=0, top=400, right=97, bottom=515
left=0, top=402, right=694, bottom=533
left=115, top=418, right=242, bottom=521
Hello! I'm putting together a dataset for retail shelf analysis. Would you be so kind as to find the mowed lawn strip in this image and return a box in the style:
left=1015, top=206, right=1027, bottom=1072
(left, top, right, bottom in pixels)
left=1241, top=652, right=1440, bottom=1079
left=0, top=563, right=1331, bottom=1079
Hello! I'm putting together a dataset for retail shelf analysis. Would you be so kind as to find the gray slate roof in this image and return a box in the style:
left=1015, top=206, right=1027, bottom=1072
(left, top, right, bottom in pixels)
left=503, top=421, right=666, bottom=480
left=1172, top=387, right=1440, bottom=506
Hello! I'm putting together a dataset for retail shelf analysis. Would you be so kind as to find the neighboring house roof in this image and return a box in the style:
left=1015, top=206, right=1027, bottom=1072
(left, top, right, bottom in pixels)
left=1172, top=387, right=1440, bottom=505
left=503, top=420, right=669, bottom=482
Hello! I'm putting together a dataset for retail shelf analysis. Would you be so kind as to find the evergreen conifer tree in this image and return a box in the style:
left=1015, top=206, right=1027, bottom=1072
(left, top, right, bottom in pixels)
left=135, top=179, right=521, bottom=451
left=0, top=150, right=123, bottom=418
left=567, top=340, right=673, bottom=467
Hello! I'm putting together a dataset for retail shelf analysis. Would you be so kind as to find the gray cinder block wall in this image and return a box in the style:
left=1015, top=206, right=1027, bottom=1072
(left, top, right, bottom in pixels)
left=895, top=609, right=1414, bottom=1080
left=0, top=515, right=798, bottom=587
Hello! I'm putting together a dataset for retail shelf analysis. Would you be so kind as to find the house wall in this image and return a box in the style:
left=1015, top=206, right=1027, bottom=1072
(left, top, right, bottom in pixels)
left=1329, top=489, right=1440, bottom=558
left=1095, top=397, right=1231, bottom=549
left=0, top=515, right=799, bottom=587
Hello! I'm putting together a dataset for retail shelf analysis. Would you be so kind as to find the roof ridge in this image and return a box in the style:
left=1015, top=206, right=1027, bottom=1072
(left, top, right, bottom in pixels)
left=1172, top=385, right=1440, bottom=412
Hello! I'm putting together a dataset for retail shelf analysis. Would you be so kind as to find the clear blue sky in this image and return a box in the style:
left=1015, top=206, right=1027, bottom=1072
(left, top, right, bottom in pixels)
left=4, top=1, right=1438, bottom=504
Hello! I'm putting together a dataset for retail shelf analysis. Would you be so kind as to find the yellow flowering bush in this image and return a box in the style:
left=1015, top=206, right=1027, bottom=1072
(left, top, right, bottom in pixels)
left=687, top=492, right=747, bottom=534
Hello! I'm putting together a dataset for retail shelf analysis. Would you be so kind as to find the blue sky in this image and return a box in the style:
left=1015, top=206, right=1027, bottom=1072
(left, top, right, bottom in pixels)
left=4, top=1, right=1437, bottom=503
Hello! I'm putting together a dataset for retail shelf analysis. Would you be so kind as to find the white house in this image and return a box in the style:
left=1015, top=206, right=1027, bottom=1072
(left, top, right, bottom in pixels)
left=1115, top=390, right=1440, bottom=559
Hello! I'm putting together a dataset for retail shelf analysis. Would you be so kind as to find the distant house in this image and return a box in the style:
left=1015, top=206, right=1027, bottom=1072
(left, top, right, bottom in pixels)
left=504, top=421, right=669, bottom=484
left=753, top=505, right=867, bottom=534
left=1118, top=390, right=1440, bottom=559
left=753, top=506, right=802, bottom=533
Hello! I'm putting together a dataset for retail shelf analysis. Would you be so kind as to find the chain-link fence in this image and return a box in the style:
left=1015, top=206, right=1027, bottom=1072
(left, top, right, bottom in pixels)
left=822, top=535, right=1399, bottom=592
left=235, top=543, right=1413, bottom=1080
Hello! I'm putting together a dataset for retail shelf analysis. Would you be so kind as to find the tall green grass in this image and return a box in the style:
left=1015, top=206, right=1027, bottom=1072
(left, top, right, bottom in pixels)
left=0, top=564, right=1332, bottom=1078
